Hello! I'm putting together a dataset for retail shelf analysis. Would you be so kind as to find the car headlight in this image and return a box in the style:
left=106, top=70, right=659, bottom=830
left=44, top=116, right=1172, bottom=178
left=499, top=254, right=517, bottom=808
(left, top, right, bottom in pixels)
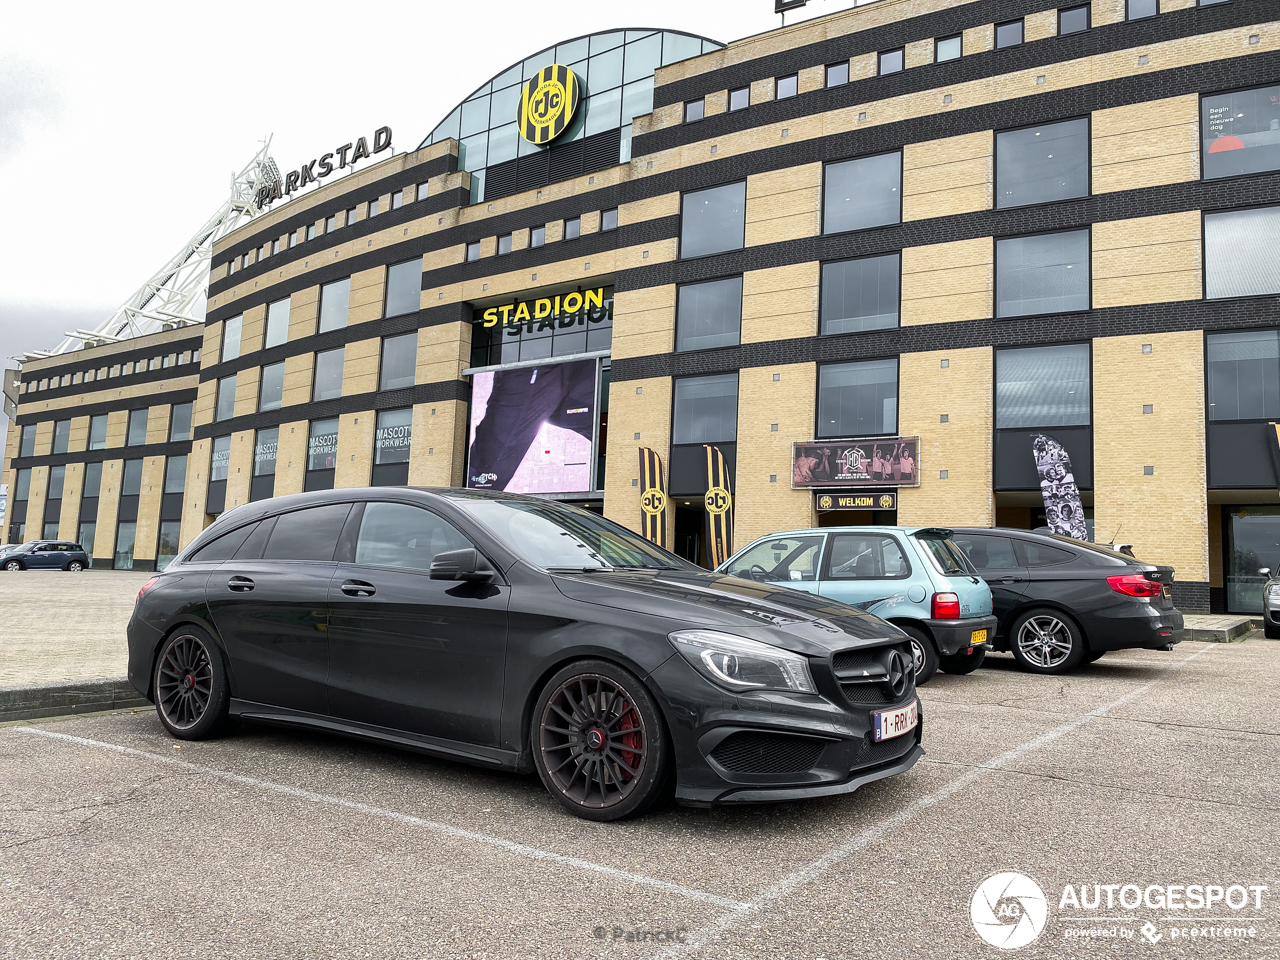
left=669, top=630, right=816, bottom=694
left=1267, top=583, right=1280, bottom=598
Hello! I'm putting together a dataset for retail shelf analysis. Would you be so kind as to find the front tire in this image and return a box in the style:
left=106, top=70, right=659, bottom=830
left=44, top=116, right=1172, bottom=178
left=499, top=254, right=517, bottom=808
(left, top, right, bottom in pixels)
left=939, top=645, right=987, bottom=675
left=898, top=624, right=940, bottom=685
left=531, top=660, right=671, bottom=822
left=154, top=626, right=230, bottom=740
left=3, top=560, right=21, bottom=572
left=1009, top=609, right=1085, bottom=674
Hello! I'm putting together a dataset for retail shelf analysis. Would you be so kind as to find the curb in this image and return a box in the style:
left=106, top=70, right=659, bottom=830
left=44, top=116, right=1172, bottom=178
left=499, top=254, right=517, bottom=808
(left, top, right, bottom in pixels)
left=0, top=678, right=149, bottom=723
left=1183, top=620, right=1253, bottom=643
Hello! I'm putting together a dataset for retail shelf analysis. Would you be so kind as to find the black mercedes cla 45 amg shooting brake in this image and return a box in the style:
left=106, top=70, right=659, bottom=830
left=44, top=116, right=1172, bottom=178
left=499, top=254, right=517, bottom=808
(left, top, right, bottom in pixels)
left=127, top=489, right=922, bottom=820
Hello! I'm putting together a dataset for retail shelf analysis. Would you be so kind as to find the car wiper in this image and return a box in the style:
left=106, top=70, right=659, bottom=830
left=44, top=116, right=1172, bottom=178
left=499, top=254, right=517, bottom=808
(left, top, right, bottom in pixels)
left=546, top=566, right=612, bottom=573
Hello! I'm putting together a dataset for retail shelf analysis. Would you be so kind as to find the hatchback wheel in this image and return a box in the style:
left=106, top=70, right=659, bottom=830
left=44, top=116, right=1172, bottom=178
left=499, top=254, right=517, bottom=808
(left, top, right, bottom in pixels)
left=3, top=560, right=21, bottom=572
left=532, top=660, right=671, bottom=821
left=1009, top=609, right=1085, bottom=674
left=898, top=624, right=939, bottom=685
left=67, top=560, right=85, bottom=572
left=154, top=627, right=230, bottom=740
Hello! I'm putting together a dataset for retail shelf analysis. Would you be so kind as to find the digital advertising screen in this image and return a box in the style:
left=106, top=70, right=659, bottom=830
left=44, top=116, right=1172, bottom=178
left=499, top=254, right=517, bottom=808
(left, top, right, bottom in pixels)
left=467, top=357, right=597, bottom=494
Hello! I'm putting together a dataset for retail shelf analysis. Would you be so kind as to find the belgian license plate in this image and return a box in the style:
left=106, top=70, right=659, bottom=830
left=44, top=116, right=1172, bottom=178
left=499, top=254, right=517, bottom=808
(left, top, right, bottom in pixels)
left=874, top=700, right=919, bottom=742
left=971, top=628, right=988, bottom=645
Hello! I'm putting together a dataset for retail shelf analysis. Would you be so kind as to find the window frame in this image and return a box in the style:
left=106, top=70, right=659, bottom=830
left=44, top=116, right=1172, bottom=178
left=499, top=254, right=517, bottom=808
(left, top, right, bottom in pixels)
left=466, top=241, right=483, bottom=262
left=675, top=274, right=745, bottom=354
left=814, top=356, right=901, bottom=439
left=728, top=86, right=750, bottom=112
left=878, top=48, right=905, bottom=76
left=993, top=341, right=1093, bottom=432
left=993, top=227, right=1093, bottom=320
left=564, top=217, right=582, bottom=241
left=1126, top=0, right=1158, bottom=19
left=684, top=98, right=705, bottom=123
left=379, top=332, right=418, bottom=392
left=530, top=225, right=546, bottom=248
left=1057, top=4, right=1091, bottom=34
left=497, top=233, right=513, bottom=256
left=1199, top=83, right=1280, bottom=183
left=601, top=208, right=619, bottom=232
left=775, top=74, right=799, bottom=100
left=818, top=251, right=903, bottom=337
left=258, top=361, right=286, bottom=413
left=312, top=347, right=345, bottom=403
left=935, top=34, right=963, bottom=62
left=1203, top=327, right=1280, bottom=424
left=821, top=150, right=904, bottom=236
left=993, top=115, right=1092, bottom=211
left=214, top=375, right=238, bottom=422
left=1202, top=204, right=1280, bottom=302
left=679, top=180, right=747, bottom=260
left=671, top=372, right=740, bottom=447
left=995, top=18, right=1025, bottom=49
left=826, top=62, right=849, bottom=87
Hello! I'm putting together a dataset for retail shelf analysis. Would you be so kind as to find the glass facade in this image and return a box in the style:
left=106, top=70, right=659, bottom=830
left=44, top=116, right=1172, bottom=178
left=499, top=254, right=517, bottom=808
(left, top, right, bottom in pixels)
left=265, top=297, right=290, bottom=349
left=386, top=260, right=421, bottom=319
left=1202, top=85, right=1280, bottom=180
left=259, top=361, right=285, bottom=412
left=681, top=182, right=746, bottom=259
left=423, top=30, right=723, bottom=204
left=114, top=522, right=137, bottom=570
left=996, top=230, right=1090, bottom=318
left=89, top=415, right=108, bottom=450
left=169, top=404, right=192, bottom=442
left=818, top=359, right=899, bottom=437
left=676, top=277, right=742, bottom=352
left=210, top=436, right=231, bottom=482
left=319, top=278, right=351, bottom=333
left=995, top=344, right=1091, bottom=429
left=996, top=118, right=1090, bottom=209
left=1207, top=330, right=1280, bottom=421
left=221, top=316, right=242, bottom=363
left=254, top=427, right=279, bottom=476
left=673, top=374, right=738, bottom=445
left=157, top=521, right=182, bottom=571
left=821, top=254, right=900, bottom=335
left=374, top=409, right=412, bottom=465
left=215, top=375, right=237, bottom=421
left=127, top=409, right=149, bottom=446
left=825, top=153, right=901, bottom=234
left=313, top=348, right=345, bottom=401
left=1205, top=206, right=1280, bottom=299
left=381, top=333, right=418, bottom=390
left=307, top=419, right=340, bottom=472
left=470, top=287, right=613, bottom=367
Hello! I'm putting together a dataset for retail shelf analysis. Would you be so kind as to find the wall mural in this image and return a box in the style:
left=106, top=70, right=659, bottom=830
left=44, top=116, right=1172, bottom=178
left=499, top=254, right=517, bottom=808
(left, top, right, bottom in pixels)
left=1033, top=434, right=1088, bottom=540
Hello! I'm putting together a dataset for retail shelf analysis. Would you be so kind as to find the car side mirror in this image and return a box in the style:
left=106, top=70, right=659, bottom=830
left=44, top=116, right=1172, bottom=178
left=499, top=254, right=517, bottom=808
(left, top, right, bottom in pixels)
left=430, top=547, right=494, bottom=582
left=1260, top=567, right=1272, bottom=579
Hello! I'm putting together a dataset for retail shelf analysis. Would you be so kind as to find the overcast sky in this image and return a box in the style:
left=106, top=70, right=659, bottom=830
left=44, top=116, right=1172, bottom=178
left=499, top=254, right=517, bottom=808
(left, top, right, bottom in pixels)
left=0, top=0, right=859, bottom=459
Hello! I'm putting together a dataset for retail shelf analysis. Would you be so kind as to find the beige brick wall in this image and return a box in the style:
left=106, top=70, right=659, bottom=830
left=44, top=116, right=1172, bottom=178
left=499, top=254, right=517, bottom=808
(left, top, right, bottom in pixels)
left=282, top=353, right=315, bottom=408
left=901, top=237, right=993, bottom=326
left=903, top=131, right=992, bottom=222
left=133, top=455, right=168, bottom=562
left=349, top=266, right=386, bottom=325
left=233, top=366, right=261, bottom=418
left=604, top=377, right=674, bottom=539
left=92, top=460, right=124, bottom=564
left=1092, top=211, right=1202, bottom=308
left=416, top=323, right=468, bottom=385
left=1092, top=95, right=1199, bottom=194
left=746, top=163, right=822, bottom=247
left=335, top=412, right=375, bottom=487
left=58, top=462, right=84, bottom=540
left=897, top=347, right=995, bottom=527
left=742, top=263, right=819, bottom=344
left=274, top=420, right=310, bottom=498
left=179, top=442, right=211, bottom=548
left=223, top=431, right=254, bottom=512
left=342, top=337, right=382, bottom=396
left=240, top=304, right=267, bottom=354
left=735, top=363, right=817, bottom=547
left=1025, top=8, right=1057, bottom=41
left=288, top=286, right=320, bottom=341
left=904, top=38, right=933, bottom=69
left=1093, top=332, right=1208, bottom=580
left=612, top=286, right=676, bottom=360
left=408, top=401, right=470, bottom=487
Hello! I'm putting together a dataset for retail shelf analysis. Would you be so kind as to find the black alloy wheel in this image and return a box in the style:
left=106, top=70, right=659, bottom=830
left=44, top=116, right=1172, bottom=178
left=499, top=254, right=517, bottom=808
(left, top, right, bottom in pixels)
left=532, top=660, right=670, bottom=821
left=154, top=627, right=230, bottom=740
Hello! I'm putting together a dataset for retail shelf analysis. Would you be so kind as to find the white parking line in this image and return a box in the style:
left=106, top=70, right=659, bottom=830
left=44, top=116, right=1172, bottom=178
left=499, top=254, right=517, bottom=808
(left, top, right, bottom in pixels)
left=652, top=643, right=1218, bottom=958
left=13, top=726, right=751, bottom=914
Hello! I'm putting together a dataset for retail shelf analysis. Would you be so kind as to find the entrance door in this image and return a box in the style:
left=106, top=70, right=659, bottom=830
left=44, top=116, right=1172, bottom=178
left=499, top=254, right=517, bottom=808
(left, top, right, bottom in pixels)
left=1224, top=505, right=1280, bottom=613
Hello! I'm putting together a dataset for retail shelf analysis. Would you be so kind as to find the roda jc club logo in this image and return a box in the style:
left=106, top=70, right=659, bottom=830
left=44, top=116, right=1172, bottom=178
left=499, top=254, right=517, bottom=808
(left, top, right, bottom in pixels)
left=520, top=64, right=582, bottom=144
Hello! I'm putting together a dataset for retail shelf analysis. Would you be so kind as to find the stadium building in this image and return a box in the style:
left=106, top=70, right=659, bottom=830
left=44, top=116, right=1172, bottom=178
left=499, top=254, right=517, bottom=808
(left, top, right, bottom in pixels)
left=4, top=0, right=1280, bottom=615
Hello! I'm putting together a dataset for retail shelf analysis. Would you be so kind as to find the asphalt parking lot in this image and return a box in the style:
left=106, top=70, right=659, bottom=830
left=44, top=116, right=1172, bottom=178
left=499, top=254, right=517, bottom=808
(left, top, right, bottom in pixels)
left=1, top=641, right=1276, bottom=959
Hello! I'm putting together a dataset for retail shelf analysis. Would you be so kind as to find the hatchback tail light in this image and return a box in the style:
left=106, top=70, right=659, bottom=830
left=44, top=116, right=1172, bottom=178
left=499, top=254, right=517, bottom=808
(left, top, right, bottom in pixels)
left=932, top=592, right=960, bottom=619
left=1107, top=574, right=1163, bottom=598
left=136, top=576, right=160, bottom=603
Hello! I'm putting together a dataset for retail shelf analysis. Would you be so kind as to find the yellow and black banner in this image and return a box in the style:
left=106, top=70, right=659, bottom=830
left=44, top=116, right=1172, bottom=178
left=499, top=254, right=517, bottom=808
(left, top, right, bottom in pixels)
left=638, top=447, right=668, bottom=548
left=702, top=445, right=734, bottom=568
left=520, top=64, right=582, bottom=145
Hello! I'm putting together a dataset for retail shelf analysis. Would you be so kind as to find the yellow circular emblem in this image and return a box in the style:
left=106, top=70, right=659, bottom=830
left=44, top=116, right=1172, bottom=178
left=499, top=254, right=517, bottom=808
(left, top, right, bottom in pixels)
left=704, top=486, right=732, bottom=516
left=641, top=489, right=666, bottom=516
left=520, top=64, right=582, bottom=145
left=879, top=494, right=894, bottom=508
left=818, top=495, right=833, bottom=510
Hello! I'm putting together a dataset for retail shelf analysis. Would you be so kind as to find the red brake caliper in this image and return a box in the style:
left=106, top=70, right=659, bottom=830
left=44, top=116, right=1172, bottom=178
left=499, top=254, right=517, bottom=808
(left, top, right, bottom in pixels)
left=617, top=707, right=641, bottom=779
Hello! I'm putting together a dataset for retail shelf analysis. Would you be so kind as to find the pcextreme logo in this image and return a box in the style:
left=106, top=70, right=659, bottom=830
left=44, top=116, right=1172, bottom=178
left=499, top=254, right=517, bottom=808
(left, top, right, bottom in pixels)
left=520, top=64, right=582, bottom=144
left=971, top=872, right=1050, bottom=950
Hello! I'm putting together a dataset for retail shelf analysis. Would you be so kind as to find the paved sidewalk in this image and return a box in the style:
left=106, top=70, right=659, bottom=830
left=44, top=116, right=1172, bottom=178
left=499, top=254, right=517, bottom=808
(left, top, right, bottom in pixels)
left=0, top=570, right=154, bottom=686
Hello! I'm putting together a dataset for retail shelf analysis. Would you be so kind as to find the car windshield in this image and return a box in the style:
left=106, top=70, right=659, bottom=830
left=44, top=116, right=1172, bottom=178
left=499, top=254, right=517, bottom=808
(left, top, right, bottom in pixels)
left=452, top=497, right=688, bottom=571
left=915, top=535, right=975, bottom=576
left=11, top=542, right=37, bottom=554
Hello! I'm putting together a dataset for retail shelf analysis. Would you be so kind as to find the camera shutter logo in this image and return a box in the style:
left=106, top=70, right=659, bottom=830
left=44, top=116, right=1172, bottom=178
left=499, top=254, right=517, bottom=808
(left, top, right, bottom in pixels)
left=520, top=64, right=582, bottom=145
left=970, top=872, right=1049, bottom=950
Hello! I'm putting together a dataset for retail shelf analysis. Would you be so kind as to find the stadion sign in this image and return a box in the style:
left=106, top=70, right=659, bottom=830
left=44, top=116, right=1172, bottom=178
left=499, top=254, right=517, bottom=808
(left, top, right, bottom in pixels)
left=256, top=127, right=394, bottom=209
left=792, top=437, right=921, bottom=489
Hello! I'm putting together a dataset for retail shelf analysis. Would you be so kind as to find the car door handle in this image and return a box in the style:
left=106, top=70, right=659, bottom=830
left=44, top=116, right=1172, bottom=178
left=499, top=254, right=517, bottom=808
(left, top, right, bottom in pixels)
left=997, top=577, right=1024, bottom=583
left=341, top=579, right=376, bottom=598
left=227, top=576, right=255, bottom=592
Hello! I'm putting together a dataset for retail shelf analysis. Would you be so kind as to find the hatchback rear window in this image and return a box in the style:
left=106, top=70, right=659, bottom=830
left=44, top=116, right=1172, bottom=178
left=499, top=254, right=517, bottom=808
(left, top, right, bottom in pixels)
left=190, top=523, right=258, bottom=562
left=916, top=536, right=972, bottom=576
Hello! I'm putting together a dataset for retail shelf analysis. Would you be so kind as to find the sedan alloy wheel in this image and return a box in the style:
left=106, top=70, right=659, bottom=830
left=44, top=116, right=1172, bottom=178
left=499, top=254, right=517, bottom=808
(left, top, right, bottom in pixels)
left=1014, top=614, right=1077, bottom=670
left=154, top=627, right=231, bottom=739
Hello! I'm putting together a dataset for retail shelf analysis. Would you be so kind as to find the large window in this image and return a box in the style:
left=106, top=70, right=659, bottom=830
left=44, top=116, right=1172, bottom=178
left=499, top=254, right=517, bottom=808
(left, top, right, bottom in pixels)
left=996, top=230, right=1090, bottom=318
left=114, top=523, right=137, bottom=570
left=83, top=462, right=102, bottom=499
left=157, top=522, right=182, bottom=571
left=386, top=260, right=422, bottom=318
left=47, top=464, right=66, bottom=501
left=164, top=455, right=187, bottom=494
left=374, top=409, right=412, bottom=467
left=380, top=333, right=417, bottom=390
left=210, top=436, right=232, bottom=482
left=257, top=361, right=284, bottom=412
left=1202, top=85, right=1280, bottom=180
left=313, top=348, right=345, bottom=402
left=821, top=254, right=900, bottom=335
left=469, top=289, right=614, bottom=366
left=319, top=278, right=351, bottom=333
left=220, top=315, right=242, bottom=363
left=1059, top=4, right=1090, bottom=34
left=122, top=459, right=144, bottom=497
left=1205, top=207, right=1280, bottom=300
left=1207, top=330, right=1280, bottom=421
left=824, top=152, right=901, bottom=234
left=307, top=419, right=339, bottom=472
left=169, top=403, right=192, bottom=442
left=127, top=408, right=149, bottom=446
left=681, top=182, right=746, bottom=259
left=265, top=297, right=290, bottom=349
left=14, top=468, right=31, bottom=501
left=89, top=415, right=108, bottom=450
left=995, top=344, right=1090, bottom=429
left=19, top=424, right=35, bottom=457
left=996, top=118, right=1089, bottom=209
left=215, top=375, right=237, bottom=421
left=254, top=427, right=279, bottom=477
left=818, top=359, right=898, bottom=438
left=52, top=419, right=71, bottom=455
left=676, top=277, right=742, bottom=352
left=1127, top=0, right=1157, bottom=19
left=673, top=374, right=738, bottom=445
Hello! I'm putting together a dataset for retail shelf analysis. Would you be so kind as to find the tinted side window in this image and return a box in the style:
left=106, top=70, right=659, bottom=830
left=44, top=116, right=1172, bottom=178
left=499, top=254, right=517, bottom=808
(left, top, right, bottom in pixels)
left=954, top=535, right=1019, bottom=570
left=1017, top=540, right=1077, bottom=566
left=190, top=523, right=258, bottom=562
left=827, top=534, right=910, bottom=580
left=263, top=504, right=352, bottom=561
left=354, top=502, right=471, bottom=571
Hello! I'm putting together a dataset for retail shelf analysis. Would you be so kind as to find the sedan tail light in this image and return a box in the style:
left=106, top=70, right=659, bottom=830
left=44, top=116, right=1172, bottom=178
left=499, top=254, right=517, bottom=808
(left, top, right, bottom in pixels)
left=136, top=576, right=160, bottom=603
left=932, top=592, right=960, bottom=619
left=1107, top=574, right=1163, bottom=598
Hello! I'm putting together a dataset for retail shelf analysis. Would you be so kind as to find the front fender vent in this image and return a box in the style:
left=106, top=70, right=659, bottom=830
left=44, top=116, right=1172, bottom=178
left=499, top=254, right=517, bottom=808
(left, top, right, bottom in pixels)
left=709, top=731, right=826, bottom=774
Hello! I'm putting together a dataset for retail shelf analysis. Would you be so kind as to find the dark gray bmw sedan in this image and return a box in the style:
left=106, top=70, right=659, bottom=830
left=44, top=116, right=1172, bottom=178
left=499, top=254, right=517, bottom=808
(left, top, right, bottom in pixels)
left=128, top=488, right=922, bottom=820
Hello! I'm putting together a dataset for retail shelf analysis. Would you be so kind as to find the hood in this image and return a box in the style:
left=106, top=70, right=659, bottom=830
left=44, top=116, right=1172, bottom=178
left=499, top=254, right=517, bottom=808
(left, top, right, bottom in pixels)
left=551, top=567, right=904, bottom=656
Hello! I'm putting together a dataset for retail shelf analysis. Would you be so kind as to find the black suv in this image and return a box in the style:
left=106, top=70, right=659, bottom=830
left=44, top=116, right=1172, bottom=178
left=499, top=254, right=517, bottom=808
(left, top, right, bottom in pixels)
left=0, top=541, right=91, bottom=572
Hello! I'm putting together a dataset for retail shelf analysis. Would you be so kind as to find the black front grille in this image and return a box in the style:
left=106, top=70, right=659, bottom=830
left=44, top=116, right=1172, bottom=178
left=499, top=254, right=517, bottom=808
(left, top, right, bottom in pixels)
left=831, top=642, right=915, bottom=710
left=855, top=731, right=918, bottom=769
left=710, top=732, right=826, bottom=774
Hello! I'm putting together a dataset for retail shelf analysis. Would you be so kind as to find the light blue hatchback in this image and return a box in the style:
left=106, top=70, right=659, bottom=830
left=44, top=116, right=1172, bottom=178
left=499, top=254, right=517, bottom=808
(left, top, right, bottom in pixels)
left=718, top=527, right=998, bottom=684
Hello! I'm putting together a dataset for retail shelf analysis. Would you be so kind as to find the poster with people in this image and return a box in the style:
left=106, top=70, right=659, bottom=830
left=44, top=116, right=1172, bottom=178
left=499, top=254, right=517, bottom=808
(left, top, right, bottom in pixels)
left=467, top=357, right=597, bottom=494
left=792, top=437, right=920, bottom=488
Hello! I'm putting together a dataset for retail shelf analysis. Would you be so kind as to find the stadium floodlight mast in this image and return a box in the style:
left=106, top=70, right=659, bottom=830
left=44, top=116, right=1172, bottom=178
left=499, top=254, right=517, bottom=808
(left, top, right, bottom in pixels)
left=18, top=140, right=281, bottom=361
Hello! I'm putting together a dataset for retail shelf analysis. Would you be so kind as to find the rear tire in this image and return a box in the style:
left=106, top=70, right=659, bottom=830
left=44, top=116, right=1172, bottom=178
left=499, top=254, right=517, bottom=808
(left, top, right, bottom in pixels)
left=1264, top=622, right=1280, bottom=640
left=1009, top=608, right=1085, bottom=674
left=898, top=624, right=940, bottom=685
left=939, top=646, right=987, bottom=675
left=67, top=560, right=85, bottom=572
left=154, top=626, right=231, bottom=740
left=531, top=659, right=671, bottom=822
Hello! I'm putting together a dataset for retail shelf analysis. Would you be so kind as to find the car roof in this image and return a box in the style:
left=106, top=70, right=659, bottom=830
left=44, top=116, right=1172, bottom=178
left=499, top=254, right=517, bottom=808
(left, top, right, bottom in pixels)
left=741, top=526, right=948, bottom=539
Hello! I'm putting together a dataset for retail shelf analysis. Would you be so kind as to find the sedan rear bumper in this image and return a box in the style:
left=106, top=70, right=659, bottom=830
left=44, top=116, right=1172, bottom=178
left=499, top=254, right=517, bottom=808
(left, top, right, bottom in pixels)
left=1086, top=604, right=1184, bottom=651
